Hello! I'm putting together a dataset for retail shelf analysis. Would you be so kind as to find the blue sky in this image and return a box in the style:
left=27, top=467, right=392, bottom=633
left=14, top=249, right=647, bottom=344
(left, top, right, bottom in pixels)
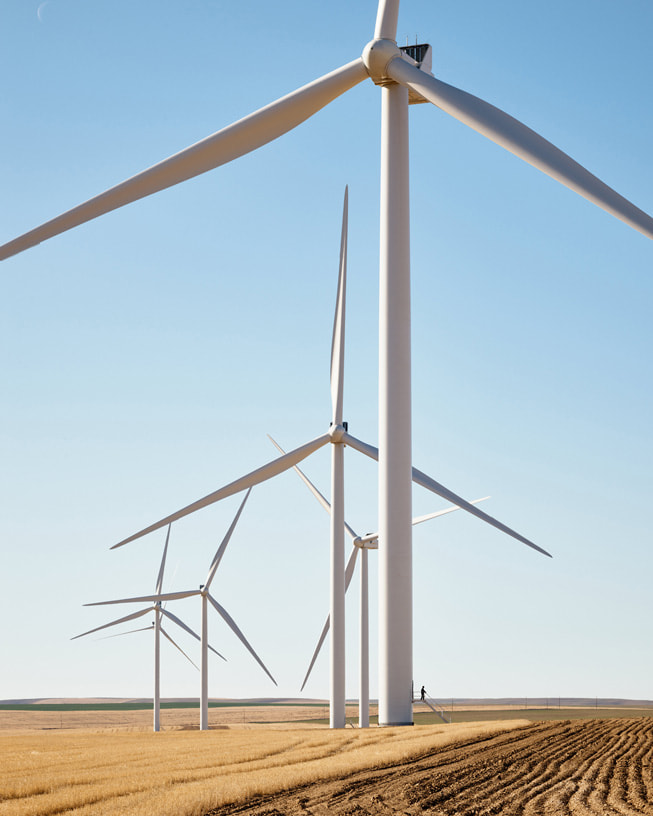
left=1, top=0, right=651, bottom=705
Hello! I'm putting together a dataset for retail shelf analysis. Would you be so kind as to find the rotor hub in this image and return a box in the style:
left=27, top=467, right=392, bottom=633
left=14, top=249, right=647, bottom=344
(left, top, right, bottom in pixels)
left=362, top=38, right=402, bottom=86
left=329, top=423, right=347, bottom=443
left=353, top=535, right=378, bottom=550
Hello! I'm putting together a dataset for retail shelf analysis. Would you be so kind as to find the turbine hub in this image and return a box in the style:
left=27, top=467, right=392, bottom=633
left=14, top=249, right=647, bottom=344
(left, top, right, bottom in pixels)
left=362, top=38, right=402, bottom=86
left=329, top=423, right=347, bottom=443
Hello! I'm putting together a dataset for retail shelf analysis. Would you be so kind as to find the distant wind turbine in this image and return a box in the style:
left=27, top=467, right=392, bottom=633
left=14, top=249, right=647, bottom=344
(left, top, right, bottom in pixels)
left=4, top=0, right=648, bottom=726
left=72, top=524, right=218, bottom=732
left=87, top=488, right=276, bottom=730
left=269, top=433, right=487, bottom=728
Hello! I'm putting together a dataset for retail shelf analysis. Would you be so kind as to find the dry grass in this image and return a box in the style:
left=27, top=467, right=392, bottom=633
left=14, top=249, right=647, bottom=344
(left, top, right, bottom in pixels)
left=0, top=720, right=526, bottom=815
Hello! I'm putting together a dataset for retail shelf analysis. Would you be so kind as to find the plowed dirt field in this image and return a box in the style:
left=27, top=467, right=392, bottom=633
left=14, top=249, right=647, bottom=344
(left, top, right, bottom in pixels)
left=211, top=718, right=653, bottom=815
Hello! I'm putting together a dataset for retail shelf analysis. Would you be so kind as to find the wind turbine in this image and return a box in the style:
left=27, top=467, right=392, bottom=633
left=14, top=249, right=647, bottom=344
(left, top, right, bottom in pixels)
left=269, top=433, right=487, bottom=728
left=72, top=524, right=217, bottom=732
left=3, top=1, right=651, bottom=727
left=86, top=488, right=276, bottom=730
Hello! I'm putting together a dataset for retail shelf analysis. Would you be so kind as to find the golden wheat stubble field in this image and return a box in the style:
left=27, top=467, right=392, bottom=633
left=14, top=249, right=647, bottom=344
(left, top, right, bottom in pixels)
left=2, top=713, right=653, bottom=815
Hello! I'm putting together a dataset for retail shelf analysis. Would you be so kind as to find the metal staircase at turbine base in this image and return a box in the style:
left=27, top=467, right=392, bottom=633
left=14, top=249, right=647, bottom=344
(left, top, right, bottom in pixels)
left=414, top=695, right=450, bottom=723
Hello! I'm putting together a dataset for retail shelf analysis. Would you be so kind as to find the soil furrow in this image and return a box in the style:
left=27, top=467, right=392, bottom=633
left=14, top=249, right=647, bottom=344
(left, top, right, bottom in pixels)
left=624, top=721, right=653, bottom=812
left=208, top=719, right=653, bottom=816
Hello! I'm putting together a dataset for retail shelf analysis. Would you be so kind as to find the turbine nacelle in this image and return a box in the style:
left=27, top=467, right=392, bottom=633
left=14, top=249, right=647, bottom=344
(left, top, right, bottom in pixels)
left=353, top=534, right=379, bottom=550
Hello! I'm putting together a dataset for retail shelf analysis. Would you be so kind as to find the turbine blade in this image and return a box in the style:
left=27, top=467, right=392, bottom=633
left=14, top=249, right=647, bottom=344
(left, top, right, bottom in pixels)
left=208, top=643, right=226, bottom=660
left=412, top=466, right=550, bottom=557
left=207, top=594, right=277, bottom=685
left=267, top=434, right=358, bottom=540
left=341, top=431, right=379, bottom=462
left=359, top=497, right=491, bottom=545
left=330, top=185, right=348, bottom=426
left=386, top=58, right=653, bottom=240
left=160, top=627, right=199, bottom=671
left=155, top=524, right=172, bottom=595
left=269, top=435, right=330, bottom=512
left=71, top=607, right=152, bottom=640
left=84, top=589, right=198, bottom=606
left=374, top=0, right=400, bottom=40
left=300, top=547, right=358, bottom=692
left=160, top=607, right=226, bottom=661
left=204, top=487, right=252, bottom=591
left=343, top=431, right=551, bottom=557
left=113, top=432, right=331, bottom=548
left=99, top=625, right=154, bottom=639
left=0, top=59, right=367, bottom=261
left=300, top=616, right=330, bottom=692
left=411, top=496, right=489, bottom=526
left=344, top=544, right=359, bottom=591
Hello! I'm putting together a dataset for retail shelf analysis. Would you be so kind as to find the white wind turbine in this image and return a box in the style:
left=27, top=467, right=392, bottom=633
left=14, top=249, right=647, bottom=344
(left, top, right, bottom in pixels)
left=72, top=524, right=219, bottom=732
left=86, top=488, right=276, bottom=730
left=2, top=1, right=651, bottom=727
left=269, top=433, right=488, bottom=729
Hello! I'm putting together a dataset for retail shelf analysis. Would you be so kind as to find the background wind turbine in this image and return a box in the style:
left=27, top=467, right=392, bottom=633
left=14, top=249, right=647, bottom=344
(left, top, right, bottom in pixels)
left=2, top=1, right=651, bottom=711
left=269, top=434, right=488, bottom=728
left=72, top=525, right=215, bottom=732
left=87, top=488, right=276, bottom=730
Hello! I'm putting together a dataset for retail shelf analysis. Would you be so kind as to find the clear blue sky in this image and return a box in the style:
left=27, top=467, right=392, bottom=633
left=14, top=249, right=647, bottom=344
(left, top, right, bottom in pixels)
left=1, top=0, right=651, bottom=704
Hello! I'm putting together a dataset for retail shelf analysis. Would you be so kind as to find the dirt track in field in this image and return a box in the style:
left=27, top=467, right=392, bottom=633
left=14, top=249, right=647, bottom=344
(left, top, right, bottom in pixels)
left=210, top=718, right=653, bottom=815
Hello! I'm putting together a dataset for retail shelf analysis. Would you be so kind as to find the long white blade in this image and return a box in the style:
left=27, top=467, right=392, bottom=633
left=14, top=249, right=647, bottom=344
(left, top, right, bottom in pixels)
left=160, top=627, right=199, bottom=671
left=412, top=496, right=489, bottom=526
left=99, top=625, right=154, bottom=639
left=387, top=57, right=653, bottom=240
left=160, top=607, right=226, bottom=661
left=330, top=185, right=348, bottom=426
left=84, top=589, right=198, bottom=606
left=0, top=60, right=368, bottom=261
left=155, top=524, right=172, bottom=595
left=71, top=607, right=152, bottom=640
left=411, top=465, right=550, bottom=557
left=204, top=487, right=252, bottom=591
left=357, top=497, right=490, bottom=545
left=342, top=431, right=551, bottom=557
left=300, top=615, right=329, bottom=692
left=207, top=594, right=277, bottom=686
left=340, top=432, right=379, bottom=462
left=374, top=0, right=400, bottom=40
left=267, top=435, right=358, bottom=540
left=300, top=545, right=359, bottom=691
left=113, top=432, right=331, bottom=548
left=344, top=544, right=360, bottom=591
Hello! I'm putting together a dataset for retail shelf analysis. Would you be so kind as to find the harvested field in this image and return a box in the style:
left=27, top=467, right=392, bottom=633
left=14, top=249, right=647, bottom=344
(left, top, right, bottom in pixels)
left=0, top=721, right=522, bottom=815
left=214, top=718, right=653, bottom=815
left=2, top=716, right=653, bottom=815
